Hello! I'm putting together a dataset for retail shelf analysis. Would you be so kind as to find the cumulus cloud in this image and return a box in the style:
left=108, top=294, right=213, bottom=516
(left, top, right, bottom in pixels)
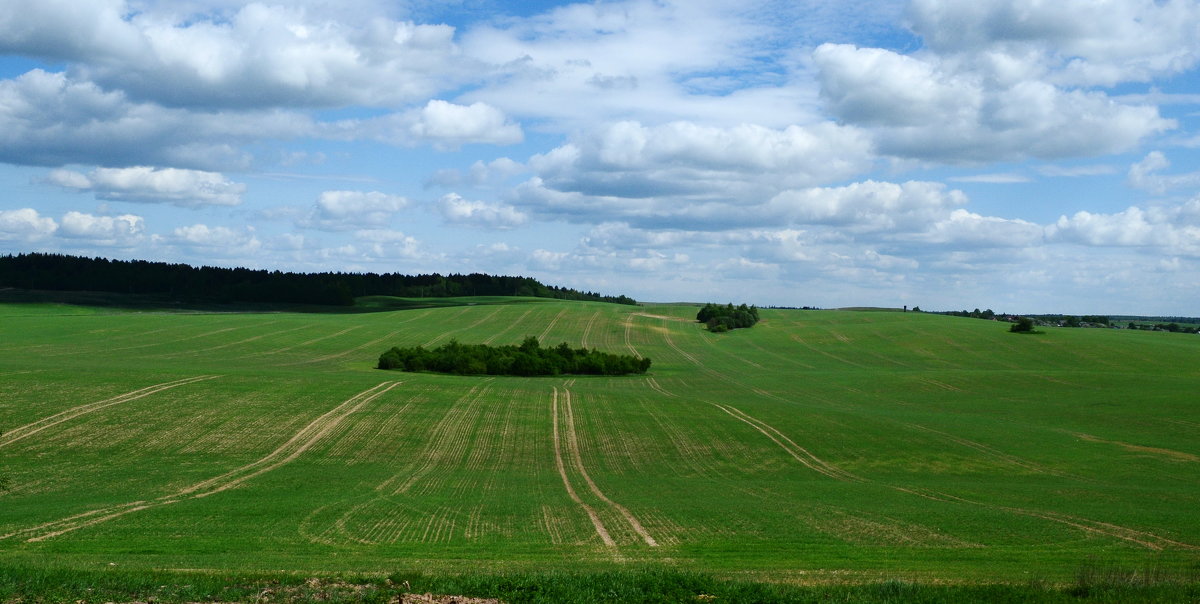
left=437, top=193, right=527, bottom=229
left=48, top=166, right=245, bottom=207
left=0, top=208, right=58, bottom=241
left=426, top=157, right=526, bottom=188
left=352, top=229, right=425, bottom=260
left=458, top=0, right=830, bottom=129
left=916, top=209, right=1044, bottom=248
left=58, top=211, right=145, bottom=245
left=0, top=1, right=471, bottom=109
left=907, top=0, right=1200, bottom=87
left=170, top=223, right=262, bottom=255
left=341, top=100, right=523, bottom=149
left=1128, top=151, right=1200, bottom=194
left=764, top=181, right=966, bottom=232
left=513, top=119, right=873, bottom=228
left=302, top=190, right=409, bottom=231
left=1047, top=201, right=1200, bottom=256
left=813, top=43, right=1173, bottom=162
left=0, top=69, right=307, bottom=169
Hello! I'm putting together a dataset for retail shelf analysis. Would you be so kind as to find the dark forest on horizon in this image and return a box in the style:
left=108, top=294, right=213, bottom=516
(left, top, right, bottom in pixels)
left=0, top=253, right=637, bottom=307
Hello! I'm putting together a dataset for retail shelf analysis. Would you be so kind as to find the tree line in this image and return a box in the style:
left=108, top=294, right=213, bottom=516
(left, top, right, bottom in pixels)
left=0, top=253, right=636, bottom=307
left=696, top=302, right=760, bottom=332
left=378, top=336, right=651, bottom=376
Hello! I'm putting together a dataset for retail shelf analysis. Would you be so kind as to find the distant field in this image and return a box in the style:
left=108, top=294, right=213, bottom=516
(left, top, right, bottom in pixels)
left=1, top=299, right=1198, bottom=587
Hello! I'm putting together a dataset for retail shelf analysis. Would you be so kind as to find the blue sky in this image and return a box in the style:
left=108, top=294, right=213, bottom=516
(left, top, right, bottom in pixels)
left=2, top=0, right=1200, bottom=314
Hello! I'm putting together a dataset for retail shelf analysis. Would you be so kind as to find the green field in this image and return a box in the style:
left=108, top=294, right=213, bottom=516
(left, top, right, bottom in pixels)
left=1, top=298, right=1198, bottom=595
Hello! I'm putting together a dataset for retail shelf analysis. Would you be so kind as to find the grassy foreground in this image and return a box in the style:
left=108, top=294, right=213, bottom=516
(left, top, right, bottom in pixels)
left=1, top=298, right=1198, bottom=600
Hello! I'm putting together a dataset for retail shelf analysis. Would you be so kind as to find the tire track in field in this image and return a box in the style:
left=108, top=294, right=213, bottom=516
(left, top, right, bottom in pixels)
left=78, top=325, right=253, bottom=355
left=905, top=423, right=1076, bottom=477
left=424, top=307, right=504, bottom=347
left=580, top=310, right=601, bottom=348
left=281, top=310, right=433, bottom=366
left=892, top=486, right=1197, bottom=551
left=537, top=308, right=569, bottom=341
left=710, top=403, right=862, bottom=482
left=159, top=323, right=311, bottom=357
left=707, top=403, right=1191, bottom=550
left=622, top=315, right=642, bottom=358
left=0, top=381, right=400, bottom=543
left=551, top=387, right=615, bottom=547
left=0, top=376, right=220, bottom=450
left=788, top=334, right=870, bottom=368
left=656, top=318, right=701, bottom=366
left=559, top=387, right=658, bottom=547
left=481, top=309, right=533, bottom=344
left=252, top=325, right=364, bottom=357
left=1072, top=432, right=1198, bottom=463
left=376, top=382, right=491, bottom=496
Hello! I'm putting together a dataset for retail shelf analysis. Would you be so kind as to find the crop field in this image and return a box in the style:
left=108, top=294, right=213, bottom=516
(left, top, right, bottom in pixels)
left=1, top=298, right=1198, bottom=587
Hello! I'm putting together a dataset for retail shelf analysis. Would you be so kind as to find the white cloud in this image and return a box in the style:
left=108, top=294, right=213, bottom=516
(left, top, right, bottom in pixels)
left=58, top=211, right=145, bottom=245
left=917, top=209, right=1044, bottom=248
left=353, top=229, right=425, bottom=260
left=437, top=193, right=527, bottom=229
left=48, top=166, right=245, bottom=207
left=1047, top=201, right=1200, bottom=256
left=0, top=1, right=471, bottom=109
left=1049, top=207, right=1159, bottom=247
left=0, top=69, right=302, bottom=169
left=764, top=180, right=966, bottom=231
left=303, top=190, right=409, bottom=231
left=1128, top=151, right=1200, bottom=194
left=459, top=0, right=819, bottom=129
left=0, top=208, right=58, bottom=241
left=170, top=223, right=262, bottom=255
left=341, top=100, right=523, bottom=150
left=907, top=0, right=1200, bottom=87
left=813, top=43, right=1173, bottom=162
left=514, top=119, right=873, bottom=228
left=949, top=173, right=1030, bottom=184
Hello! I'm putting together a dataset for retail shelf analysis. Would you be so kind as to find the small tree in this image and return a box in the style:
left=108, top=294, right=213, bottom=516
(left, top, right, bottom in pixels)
left=1010, top=317, right=1035, bottom=333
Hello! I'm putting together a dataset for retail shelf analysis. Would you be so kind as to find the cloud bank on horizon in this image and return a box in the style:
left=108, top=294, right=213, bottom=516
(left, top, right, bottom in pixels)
left=2, top=0, right=1199, bottom=314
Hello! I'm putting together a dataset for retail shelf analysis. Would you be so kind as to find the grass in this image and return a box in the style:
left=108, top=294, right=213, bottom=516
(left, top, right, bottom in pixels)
left=1, top=297, right=1199, bottom=600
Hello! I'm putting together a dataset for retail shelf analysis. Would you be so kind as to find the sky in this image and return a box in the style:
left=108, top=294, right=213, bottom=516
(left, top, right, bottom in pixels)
left=2, top=0, right=1200, bottom=315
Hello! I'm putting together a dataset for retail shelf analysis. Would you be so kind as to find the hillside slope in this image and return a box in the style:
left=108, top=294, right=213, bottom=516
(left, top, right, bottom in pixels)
left=0, top=300, right=1197, bottom=581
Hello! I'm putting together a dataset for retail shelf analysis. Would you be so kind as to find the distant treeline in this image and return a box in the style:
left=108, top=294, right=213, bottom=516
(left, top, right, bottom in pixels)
left=0, top=253, right=636, bottom=307
left=697, top=302, right=760, bottom=333
left=378, top=337, right=651, bottom=376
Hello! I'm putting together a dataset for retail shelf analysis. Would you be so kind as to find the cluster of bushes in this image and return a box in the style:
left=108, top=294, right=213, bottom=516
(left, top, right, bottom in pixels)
left=696, top=303, right=760, bottom=333
left=940, top=308, right=997, bottom=320
left=1124, top=321, right=1199, bottom=333
left=378, top=337, right=651, bottom=376
left=1009, top=317, right=1038, bottom=333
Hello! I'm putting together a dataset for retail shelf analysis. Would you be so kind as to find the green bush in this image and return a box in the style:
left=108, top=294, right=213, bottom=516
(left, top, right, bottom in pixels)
left=378, top=337, right=651, bottom=376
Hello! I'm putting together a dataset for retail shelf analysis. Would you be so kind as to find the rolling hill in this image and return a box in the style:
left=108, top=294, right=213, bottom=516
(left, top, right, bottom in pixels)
left=1, top=298, right=1198, bottom=592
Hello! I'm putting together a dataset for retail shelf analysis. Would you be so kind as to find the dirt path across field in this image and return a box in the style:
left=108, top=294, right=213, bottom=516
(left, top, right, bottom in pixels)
left=561, top=388, right=658, bottom=547
left=0, top=381, right=400, bottom=543
left=1074, top=432, right=1198, bottom=462
left=0, top=375, right=219, bottom=450
left=711, top=403, right=861, bottom=482
left=551, top=387, right=615, bottom=547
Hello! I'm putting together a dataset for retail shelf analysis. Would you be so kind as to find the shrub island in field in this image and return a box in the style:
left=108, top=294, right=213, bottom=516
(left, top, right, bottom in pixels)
left=378, top=336, right=651, bottom=376
left=696, top=302, right=760, bottom=333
